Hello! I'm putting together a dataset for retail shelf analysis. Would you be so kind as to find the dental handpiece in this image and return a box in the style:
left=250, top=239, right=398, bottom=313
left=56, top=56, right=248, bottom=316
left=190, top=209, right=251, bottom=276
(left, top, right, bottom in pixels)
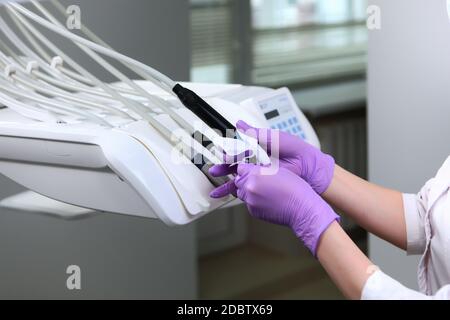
left=173, top=84, right=236, bottom=138
left=173, top=84, right=271, bottom=166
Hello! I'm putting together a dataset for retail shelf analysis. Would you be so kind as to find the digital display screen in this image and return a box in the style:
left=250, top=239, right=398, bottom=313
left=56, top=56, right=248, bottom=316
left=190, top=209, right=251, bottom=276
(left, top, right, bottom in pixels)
left=264, top=110, right=280, bottom=120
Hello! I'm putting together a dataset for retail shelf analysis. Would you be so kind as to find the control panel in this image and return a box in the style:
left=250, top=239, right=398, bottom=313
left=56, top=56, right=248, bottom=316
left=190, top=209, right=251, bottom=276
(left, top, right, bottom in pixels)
left=242, top=87, right=320, bottom=148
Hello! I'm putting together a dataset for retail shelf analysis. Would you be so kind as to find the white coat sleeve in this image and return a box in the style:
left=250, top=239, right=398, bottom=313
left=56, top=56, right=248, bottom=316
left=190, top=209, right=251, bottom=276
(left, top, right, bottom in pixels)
left=402, top=193, right=427, bottom=255
left=361, top=270, right=450, bottom=300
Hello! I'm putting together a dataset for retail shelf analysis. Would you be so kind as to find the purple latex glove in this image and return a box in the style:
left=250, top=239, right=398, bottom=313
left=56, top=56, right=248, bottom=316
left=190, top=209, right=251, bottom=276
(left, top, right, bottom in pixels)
left=212, top=163, right=339, bottom=256
left=212, top=120, right=335, bottom=195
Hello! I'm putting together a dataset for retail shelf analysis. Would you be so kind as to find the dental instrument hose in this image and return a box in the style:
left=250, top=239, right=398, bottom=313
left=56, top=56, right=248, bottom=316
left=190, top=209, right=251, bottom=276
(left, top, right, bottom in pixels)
left=9, top=2, right=238, bottom=139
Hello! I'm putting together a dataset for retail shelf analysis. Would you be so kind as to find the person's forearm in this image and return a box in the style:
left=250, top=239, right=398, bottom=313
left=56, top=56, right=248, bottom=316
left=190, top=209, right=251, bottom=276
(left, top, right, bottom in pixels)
left=317, top=221, right=375, bottom=299
left=323, top=165, right=407, bottom=250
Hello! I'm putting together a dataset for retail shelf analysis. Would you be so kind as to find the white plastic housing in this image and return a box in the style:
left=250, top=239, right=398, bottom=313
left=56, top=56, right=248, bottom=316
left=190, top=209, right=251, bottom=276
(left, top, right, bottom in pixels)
left=0, top=82, right=319, bottom=225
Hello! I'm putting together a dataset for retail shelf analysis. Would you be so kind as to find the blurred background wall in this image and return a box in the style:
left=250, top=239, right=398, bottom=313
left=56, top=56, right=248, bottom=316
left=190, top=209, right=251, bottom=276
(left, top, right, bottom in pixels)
left=368, top=0, right=450, bottom=289
left=0, top=0, right=196, bottom=299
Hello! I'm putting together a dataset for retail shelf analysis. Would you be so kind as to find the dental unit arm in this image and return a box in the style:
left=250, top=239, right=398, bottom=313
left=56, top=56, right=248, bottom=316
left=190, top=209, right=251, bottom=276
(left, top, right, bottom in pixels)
left=0, top=0, right=320, bottom=225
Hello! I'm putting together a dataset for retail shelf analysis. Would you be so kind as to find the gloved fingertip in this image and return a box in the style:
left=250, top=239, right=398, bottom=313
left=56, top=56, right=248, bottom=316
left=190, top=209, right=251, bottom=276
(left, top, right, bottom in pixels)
left=236, top=120, right=253, bottom=132
left=209, top=163, right=236, bottom=177
left=209, top=186, right=225, bottom=199
left=209, top=180, right=236, bottom=199
left=208, top=165, right=221, bottom=177
left=209, top=190, right=222, bottom=199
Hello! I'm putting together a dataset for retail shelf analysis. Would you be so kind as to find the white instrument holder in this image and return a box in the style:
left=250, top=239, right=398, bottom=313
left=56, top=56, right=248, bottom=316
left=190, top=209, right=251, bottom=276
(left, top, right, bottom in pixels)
left=0, top=0, right=274, bottom=224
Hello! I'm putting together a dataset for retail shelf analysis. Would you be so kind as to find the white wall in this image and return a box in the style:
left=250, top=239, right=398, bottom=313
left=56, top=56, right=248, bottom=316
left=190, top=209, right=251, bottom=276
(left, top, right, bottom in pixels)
left=368, top=0, right=450, bottom=288
left=0, top=0, right=196, bottom=299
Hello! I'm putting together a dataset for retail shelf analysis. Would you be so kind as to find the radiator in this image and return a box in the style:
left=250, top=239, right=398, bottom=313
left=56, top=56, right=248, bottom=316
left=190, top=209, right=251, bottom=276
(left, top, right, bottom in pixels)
left=313, top=109, right=367, bottom=230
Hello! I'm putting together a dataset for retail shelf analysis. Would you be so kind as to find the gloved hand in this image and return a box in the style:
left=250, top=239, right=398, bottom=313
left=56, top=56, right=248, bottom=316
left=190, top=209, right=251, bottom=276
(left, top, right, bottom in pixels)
left=211, top=163, right=339, bottom=256
left=214, top=120, right=335, bottom=195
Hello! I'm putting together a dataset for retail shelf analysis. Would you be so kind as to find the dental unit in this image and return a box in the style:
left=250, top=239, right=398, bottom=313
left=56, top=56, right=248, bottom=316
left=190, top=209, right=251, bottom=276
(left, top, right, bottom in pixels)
left=0, top=0, right=320, bottom=225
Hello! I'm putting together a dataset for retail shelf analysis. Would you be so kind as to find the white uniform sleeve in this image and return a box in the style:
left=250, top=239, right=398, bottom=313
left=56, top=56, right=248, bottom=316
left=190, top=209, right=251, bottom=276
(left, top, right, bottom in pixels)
left=361, top=270, right=450, bottom=300
left=403, top=193, right=427, bottom=255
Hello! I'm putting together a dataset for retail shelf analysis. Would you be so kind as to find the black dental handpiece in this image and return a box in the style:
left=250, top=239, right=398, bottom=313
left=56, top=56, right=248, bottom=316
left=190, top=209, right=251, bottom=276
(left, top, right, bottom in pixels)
left=172, top=84, right=237, bottom=138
